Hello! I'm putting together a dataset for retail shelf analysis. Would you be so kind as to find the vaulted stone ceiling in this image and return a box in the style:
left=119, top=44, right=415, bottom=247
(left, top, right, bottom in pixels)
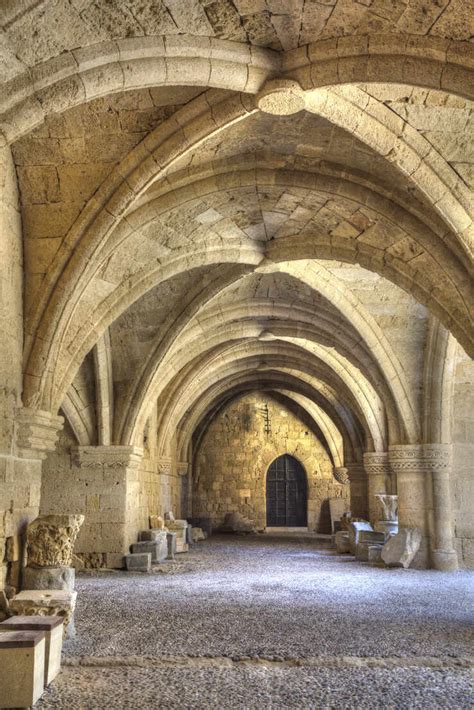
left=1, top=0, right=472, bottom=472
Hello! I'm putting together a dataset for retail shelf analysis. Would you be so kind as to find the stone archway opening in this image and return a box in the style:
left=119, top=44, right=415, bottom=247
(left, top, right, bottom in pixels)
left=266, top=454, right=308, bottom=530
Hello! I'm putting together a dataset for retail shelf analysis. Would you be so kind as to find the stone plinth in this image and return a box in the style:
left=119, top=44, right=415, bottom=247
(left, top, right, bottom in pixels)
left=26, top=515, right=84, bottom=567
left=0, top=630, right=46, bottom=708
left=10, top=590, right=77, bottom=638
left=0, top=615, right=63, bottom=686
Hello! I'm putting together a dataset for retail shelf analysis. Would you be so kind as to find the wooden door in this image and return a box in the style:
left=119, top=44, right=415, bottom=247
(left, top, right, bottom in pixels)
left=266, top=455, right=307, bottom=527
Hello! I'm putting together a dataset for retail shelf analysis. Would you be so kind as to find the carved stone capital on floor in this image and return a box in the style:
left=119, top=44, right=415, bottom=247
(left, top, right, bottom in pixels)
left=72, top=445, right=143, bottom=469
left=16, top=407, right=64, bottom=460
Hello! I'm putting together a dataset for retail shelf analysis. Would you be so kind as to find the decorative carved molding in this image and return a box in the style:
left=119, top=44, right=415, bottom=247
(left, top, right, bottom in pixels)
left=16, top=407, right=64, bottom=460
left=363, top=451, right=390, bottom=475
left=72, top=445, right=143, bottom=469
left=157, top=457, right=172, bottom=476
left=389, top=444, right=452, bottom=474
left=177, top=461, right=189, bottom=477
left=333, top=467, right=350, bottom=485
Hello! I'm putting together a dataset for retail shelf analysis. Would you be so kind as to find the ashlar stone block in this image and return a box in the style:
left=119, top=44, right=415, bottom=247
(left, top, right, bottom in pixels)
left=0, top=615, right=63, bottom=686
left=23, top=565, right=75, bottom=592
left=125, top=553, right=151, bottom=573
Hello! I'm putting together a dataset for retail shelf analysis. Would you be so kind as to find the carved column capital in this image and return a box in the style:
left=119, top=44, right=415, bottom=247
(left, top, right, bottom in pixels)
left=389, top=444, right=452, bottom=474
left=333, top=467, right=349, bottom=484
left=157, top=457, right=172, bottom=476
left=363, top=452, right=390, bottom=475
left=177, top=461, right=188, bottom=476
left=72, top=445, right=143, bottom=469
left=16, top=407, right=64, bottom=460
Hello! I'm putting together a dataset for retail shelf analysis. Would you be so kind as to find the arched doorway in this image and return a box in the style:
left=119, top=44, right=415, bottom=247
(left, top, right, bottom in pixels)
left=266, top=455, right=308, bottom=527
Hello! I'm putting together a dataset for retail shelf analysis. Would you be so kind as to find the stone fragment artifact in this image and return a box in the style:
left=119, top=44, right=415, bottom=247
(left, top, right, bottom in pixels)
left=381, top=528, right=422, bottom=569
left=26, top=515, right=85, bottom=568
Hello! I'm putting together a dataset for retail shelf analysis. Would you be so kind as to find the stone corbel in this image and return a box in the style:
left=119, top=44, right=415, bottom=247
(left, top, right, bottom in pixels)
left=16, top=407, right=64, bottom=460
left=72, top=445, right=143, bottom=469
left=177, top=461, right=188, bottom=477
left=157, top=457, right=172, bottom=476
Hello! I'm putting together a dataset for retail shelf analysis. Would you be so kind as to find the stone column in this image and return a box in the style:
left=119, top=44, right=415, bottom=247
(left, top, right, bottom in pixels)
left=425, top=444, right=458, bottom=571
left=389, top=444, right=457, bottom=569
left=345, top=463, right=368, bottom=519
left=389, top=445, right=428, bottom=567
left=363, top=452, right=392, bottom=526
left=72, top=446, right=143, bottom=568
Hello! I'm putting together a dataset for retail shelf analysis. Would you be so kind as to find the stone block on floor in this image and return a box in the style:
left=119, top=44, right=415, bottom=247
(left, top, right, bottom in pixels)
left=348, top=522, right=373, bottom=554
left=9, top=589, right=77, bottom=639
left=22, top=565, right=75, bottom=592
left=335, top=531, right=350, bottom=553
left=0, top=630, right=46, bottom=708
left=381, top=528, right=422, bottom=569
left=0, top=615, right=63, bottom=686
left=368, top=545, right=383, bottom=564
left=139, top=529, right=165, bottom=542
left=131, top=537, right=167, bottom=563
left=358, top=531, right=386, bottom=545
left=125, top=553, right=151, bottom=573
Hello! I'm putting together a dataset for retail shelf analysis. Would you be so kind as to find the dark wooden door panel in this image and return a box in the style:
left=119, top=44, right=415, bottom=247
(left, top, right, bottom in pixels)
left=266, top=455, right=307, bottom=527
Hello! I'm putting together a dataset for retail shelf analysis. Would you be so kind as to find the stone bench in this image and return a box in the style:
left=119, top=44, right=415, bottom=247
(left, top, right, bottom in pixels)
left=0, top=630, right=46, bottom=708
left=0, top=615, right=63, bottom=686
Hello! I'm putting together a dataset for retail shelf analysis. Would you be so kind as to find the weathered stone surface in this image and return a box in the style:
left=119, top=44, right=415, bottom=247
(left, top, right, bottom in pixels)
left=131, top=538, right=167, bottom=563
left=166, top=532, right=177, bottom=560
left=335, top=531, right=350, bottom=554
left=9, top=590, right=77, bottom=638
left=368, top=545, right=383, bottom=564
left=191, top=527, right=206, bottom=542
left=221, top=512, right=256, bottom=534
left=381, top=528, right=422, bottom=569
left=125, top=553, right=151, bottom=573
left=348, top=522, right=373, bottom=554
left=22, top=565, right=75, bottom=592
left=26, top=515, right=84, bottom=568
left=149, top=515, right=165, bottom=529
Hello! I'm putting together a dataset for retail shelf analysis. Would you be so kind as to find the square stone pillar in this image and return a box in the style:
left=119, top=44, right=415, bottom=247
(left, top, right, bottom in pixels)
left=1, top=408, right=63, bottom=591
left=363, top=452, right=392, bottom=526
left=72, top=446, right=143, bottom=568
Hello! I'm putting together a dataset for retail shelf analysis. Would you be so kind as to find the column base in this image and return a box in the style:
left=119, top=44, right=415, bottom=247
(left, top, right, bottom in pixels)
left=432, top=549, right=458, bottom=571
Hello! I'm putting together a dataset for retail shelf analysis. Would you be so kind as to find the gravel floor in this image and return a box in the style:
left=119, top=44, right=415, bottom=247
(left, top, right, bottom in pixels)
left=37, top=664, right=474, bottom=709
left=65, top=535, right=474, bottom=659
left=37, top=535, right=474, bottom=709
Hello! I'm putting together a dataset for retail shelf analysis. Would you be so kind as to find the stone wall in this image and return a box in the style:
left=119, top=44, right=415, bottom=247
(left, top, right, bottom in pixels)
left=40, top=419, right=183, bottom=567
left=452, top=351, right=474, bottom=568
left=193, top=392, right=348, bottom=531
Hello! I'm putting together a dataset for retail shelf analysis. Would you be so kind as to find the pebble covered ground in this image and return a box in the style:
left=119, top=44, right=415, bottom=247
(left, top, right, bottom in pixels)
left=37, top=535, right=474, bottom=708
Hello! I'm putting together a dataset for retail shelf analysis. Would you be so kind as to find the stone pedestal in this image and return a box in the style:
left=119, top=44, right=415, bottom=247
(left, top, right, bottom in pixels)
left=0, top=630, right=46, bottom=708
left=0, top=615, right=63, bottom=686
left=23, top=565, right=75, bottom=592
